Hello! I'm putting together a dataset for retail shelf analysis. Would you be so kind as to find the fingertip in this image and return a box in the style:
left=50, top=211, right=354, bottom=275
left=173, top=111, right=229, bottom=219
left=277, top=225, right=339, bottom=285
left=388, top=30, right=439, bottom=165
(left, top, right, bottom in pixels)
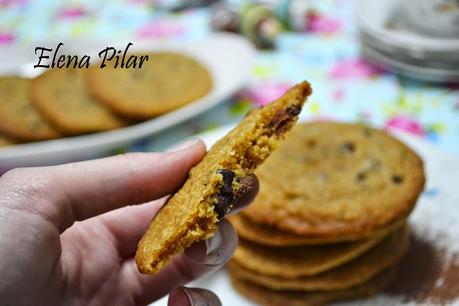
left=184, top=219, right=237, bottom=268
left=166, top=138, right=206, bottom=155
left=190, top=139, right=207, bottom=160
left=168, top=287, right=190, bottom=306
left=164, top=138, right=207, bottom=169
left=168, top=287, right=221, bottom=306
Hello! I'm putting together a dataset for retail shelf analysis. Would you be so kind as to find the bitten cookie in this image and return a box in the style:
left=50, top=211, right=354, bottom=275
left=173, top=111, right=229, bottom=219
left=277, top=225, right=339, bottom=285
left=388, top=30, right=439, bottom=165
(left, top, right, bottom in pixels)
left=87, top=52, right=213, bottom=119
left=31, top=68, right=126, bottom=135
left=230, top=267, right=397, bottom=306
left=0, top=76, right=60, bottom=141
left=228, top=225, right=408, bottom=291
left=242, top=122, right=425, bottom=240
left=135, top=81, right=312, bottom=274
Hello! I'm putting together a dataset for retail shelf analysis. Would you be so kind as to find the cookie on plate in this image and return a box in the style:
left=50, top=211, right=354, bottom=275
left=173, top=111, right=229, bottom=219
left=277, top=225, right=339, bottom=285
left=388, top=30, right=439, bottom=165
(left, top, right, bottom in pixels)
left=230, top=266, right=397, bottom=306
left=135, top=81, right=312, bottom=274
left=242, top=122, right=425, bottom=241
left=0, top=76, right=60, bottom=141
left=87, top=52, right=213, bottom=119
left=231, top=227, right=389, bottom=278
left=0, top=134, right=15, bottom=147
left=229, top=214, right=404, bottom=246
left=228, top=225, right=408, bottom=291
left=31, top=69, right=126, bottom=135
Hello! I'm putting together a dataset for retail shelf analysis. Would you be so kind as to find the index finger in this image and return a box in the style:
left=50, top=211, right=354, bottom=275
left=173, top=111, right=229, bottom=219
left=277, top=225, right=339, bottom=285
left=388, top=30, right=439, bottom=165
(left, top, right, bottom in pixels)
left=0, top=139, right=206, bottom=232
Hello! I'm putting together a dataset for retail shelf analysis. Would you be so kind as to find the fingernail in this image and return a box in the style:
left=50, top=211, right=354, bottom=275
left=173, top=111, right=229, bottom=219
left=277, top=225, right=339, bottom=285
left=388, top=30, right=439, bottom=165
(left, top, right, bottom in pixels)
left=168, top=287, right=222, bottom=306
left=184, top=219, right=237, bottom=267
left=166, top=138, right=201, bottom=152
left=231, top=173, right=259, bottom=213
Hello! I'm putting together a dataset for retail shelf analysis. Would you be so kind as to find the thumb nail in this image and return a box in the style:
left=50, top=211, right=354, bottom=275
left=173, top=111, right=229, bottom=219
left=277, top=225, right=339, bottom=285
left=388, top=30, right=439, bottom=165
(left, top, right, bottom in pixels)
left=184, top=219, right=237, bottom=267
left=166, top=138, right=202, bottom=152
left=168, top=286, right=222, bottom=306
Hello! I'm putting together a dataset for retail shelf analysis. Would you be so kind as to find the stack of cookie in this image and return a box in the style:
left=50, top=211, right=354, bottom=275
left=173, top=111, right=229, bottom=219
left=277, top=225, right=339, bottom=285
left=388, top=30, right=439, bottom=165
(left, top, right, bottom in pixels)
left=0, top=53, right=212, bottom=146
left=228, top=122, right=425, bottom=305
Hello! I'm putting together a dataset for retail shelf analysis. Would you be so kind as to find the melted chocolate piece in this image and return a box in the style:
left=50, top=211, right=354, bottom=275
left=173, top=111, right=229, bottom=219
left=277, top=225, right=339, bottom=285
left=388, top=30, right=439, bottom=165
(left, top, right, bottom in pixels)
left=356, top=172, right=366, bottom=182
left=232, top=174, right=258, bottom=206
left=267, top=105, right=301, bottom=136
left=363, top=127, right=372, bottom=138
left=340, top=141, right=356, bottom=153
left=214, top=169, right=236, bottom=219
left=392, top=175, right=404, bottom=184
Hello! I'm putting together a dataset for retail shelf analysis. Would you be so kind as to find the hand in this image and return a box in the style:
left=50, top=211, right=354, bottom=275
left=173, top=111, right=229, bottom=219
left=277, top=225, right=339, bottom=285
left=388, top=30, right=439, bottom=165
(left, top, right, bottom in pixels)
left=0, top=139, right=259, bottom=306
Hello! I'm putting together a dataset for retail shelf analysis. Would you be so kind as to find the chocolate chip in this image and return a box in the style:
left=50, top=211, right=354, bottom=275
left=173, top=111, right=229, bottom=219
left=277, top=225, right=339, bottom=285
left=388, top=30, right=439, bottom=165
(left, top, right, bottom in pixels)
left=285, top=105, right=301, bottom=117
left=214, top=194, right=231, bottom=219
left=363, top=127, right=372, bottom=138
left=392, top=175, right=404, bottom=184
left=217, top=169, right=235, bottom=195
left=306, top=139, right=317, bottom=148
left=214, top=169, right=236, bottom=218
left=356, top=172, right=366, bottom=182
left=340, top=142, right=355, bottom=153
left=267, top=105, right=301, bottom=136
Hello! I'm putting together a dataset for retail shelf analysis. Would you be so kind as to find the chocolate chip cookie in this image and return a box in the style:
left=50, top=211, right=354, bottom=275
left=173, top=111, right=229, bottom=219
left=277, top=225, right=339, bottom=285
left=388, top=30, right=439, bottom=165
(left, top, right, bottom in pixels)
left=31, top=69, right=126, bottom=135
left=229, top=214, right=405, bottom=246
left=228, top=225, right=408, bottom=291
left=135, top=81, right=312, bottom=274
left=231, top=227, right=389, bottom=278
left=230, top=266, right=397, bottom=306
left=0, top=76, right=60, bottom=141
left=242, top=122, right=425, bottom=241
left=0, top=134, right=14, bottom=147
left=87, top=52, right=213, bottom=119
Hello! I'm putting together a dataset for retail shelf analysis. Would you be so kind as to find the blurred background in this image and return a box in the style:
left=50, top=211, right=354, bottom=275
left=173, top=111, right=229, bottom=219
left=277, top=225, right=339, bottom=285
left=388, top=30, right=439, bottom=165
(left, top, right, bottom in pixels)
left=0, top=0, right=458, bottom=162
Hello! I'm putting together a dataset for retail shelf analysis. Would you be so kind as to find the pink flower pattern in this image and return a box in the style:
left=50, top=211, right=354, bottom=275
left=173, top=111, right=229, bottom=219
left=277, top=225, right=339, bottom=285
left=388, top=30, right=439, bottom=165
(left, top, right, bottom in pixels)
left=0, top=32, right=14, bottom=44
left=56, top=7, right=88, bottom=20
left=306, top=11, right=342, bottom=34
left=0, top=0, right=27, bottom=6
left=330, top=58, right=384, bottom=80
left=136, top=21, right=185, bottom=39
left=240, top=83, right=292, bottom=107
left=384, top=116, right=425, bottom=137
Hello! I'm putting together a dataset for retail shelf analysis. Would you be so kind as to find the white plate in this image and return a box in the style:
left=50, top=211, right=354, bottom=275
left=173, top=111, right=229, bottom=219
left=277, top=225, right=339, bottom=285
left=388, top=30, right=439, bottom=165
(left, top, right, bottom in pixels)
left=356, top=0, right=459, bottom=53
left=361, top=42, right=459, bottom=82
left=0, top=33, right=256, bottom=170
left=155, top=119, right=459, bottom=306
left=356, top=0, right=459, bottom=82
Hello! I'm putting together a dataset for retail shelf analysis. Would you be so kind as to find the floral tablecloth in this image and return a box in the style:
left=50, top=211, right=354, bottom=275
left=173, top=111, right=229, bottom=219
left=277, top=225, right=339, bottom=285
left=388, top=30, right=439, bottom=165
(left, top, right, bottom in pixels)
left=1, top=0, right=459, bottom=156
